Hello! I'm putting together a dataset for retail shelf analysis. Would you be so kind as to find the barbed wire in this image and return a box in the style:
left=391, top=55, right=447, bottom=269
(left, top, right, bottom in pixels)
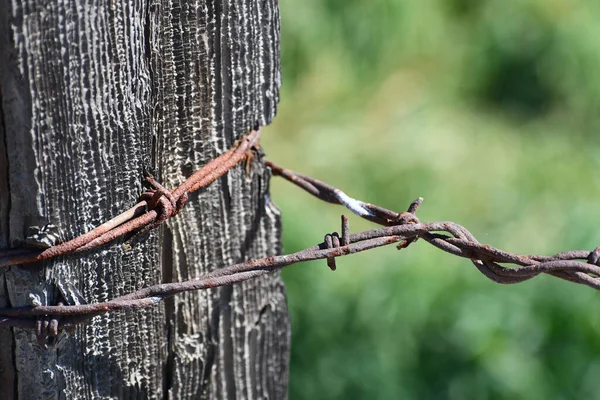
left=1, top=145, right=598, bottom=349
left=266, top=161, right=600, bottom=288
left=0, top=129, right=261, bottom=266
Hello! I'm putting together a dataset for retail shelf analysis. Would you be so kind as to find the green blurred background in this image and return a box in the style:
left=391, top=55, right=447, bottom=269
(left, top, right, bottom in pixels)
left=261, top=1, right=600, bottom=399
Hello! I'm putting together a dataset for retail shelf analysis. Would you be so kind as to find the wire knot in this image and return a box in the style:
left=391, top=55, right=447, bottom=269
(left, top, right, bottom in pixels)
left=35, top=307, right=61, bottom=350
left=588, top=247, right=600, bottom=265
left=392, top=198, right=423, bottom=249
left=323, top=215, right=351, bottom=271
left=139, top=176, right=189, bottom=231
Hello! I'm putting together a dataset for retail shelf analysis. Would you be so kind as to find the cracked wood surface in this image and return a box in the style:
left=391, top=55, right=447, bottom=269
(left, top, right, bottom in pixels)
left=0, top=1, right=289, bottom=399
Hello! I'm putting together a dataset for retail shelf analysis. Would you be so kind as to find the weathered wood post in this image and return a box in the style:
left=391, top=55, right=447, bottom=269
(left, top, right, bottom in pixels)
left=0, top=1, right=289, bottom=398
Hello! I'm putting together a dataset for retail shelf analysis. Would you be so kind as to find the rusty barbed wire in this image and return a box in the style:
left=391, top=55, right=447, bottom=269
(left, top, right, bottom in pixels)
left=0, top=214, right=409, bottom=347
left=266, top=160, right=600, bottom=288
left=0, top=129, right=261, bottom=267
left=1, top=150, right=599, bottom=348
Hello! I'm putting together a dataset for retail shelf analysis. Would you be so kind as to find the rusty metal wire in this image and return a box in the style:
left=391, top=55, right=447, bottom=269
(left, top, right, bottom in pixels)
left=1, top=214, right=407, bottom=347
left=1, top=151, right=599, bottom=348
left=266, top=161, right=600, bottom=288
left=0, top=129, right=261, bottom=267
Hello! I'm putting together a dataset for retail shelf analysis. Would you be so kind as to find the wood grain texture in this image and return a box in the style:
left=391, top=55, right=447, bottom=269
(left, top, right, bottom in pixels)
left=0, top=2, right=16, bottom=397
left=0, top=0, right=288, bottom=399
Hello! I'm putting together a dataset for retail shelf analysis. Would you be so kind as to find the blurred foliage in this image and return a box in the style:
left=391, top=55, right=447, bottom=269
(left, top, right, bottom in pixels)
left=262, top=0, right=600, bottom=399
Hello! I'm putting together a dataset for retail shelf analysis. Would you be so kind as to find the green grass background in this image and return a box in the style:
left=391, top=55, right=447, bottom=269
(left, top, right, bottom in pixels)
left=261, top=1, right=600, bottom=399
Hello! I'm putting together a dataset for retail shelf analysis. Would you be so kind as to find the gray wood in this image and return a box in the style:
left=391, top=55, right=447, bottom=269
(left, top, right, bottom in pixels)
left=0, top=0, right=289, bottom=399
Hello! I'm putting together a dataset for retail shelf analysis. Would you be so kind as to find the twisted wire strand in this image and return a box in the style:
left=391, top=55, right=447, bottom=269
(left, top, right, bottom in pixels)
left=267, top=160, right=600, bottom=289
left=0, top=129, right=261, bottom=268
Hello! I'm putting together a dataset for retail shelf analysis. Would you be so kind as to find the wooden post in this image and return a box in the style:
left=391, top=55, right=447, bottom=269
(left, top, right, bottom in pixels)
left=0, top=1, right=289, bottom=398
